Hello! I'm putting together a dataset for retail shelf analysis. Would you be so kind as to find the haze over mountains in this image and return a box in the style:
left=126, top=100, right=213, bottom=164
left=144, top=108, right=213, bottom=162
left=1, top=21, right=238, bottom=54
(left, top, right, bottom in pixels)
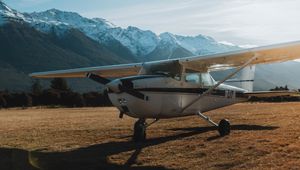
left=0, top=1, right=299, bottom=91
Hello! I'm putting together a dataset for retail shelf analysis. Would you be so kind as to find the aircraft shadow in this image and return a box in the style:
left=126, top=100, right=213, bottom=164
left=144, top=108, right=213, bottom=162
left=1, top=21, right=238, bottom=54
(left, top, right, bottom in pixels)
left=168, top=124, right=279, bottom=132
left=0, top=129, right=214, bottom=170
left=0, top=124, right=278, bottom=170
left=168, top=124, right=279, bottom=141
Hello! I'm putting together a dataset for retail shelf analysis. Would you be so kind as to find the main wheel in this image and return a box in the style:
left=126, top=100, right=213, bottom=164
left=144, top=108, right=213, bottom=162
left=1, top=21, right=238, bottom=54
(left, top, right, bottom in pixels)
left=133, top=119, right=146, bottom=142
left=218, top=119, right=230, bottom=136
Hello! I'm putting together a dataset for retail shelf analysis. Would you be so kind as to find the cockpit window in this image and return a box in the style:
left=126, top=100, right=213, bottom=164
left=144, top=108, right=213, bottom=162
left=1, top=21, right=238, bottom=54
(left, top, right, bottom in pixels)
left=185, top=74, right=200, bottom=83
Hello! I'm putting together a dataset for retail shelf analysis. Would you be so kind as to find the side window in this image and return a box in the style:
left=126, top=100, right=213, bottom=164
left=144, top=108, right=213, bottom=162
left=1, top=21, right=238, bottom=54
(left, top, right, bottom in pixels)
left=185, top=74, right=200, bottom=83
left=201, top=73, right=213, bottom=86
left=185, top=73, right=215, bottom=86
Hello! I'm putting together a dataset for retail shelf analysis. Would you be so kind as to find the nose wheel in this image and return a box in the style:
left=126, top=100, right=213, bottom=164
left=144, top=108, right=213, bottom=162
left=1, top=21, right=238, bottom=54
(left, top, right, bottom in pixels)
left=133, top=118, right=146, bottom=142
left=132, top=118, right=159, bottom=142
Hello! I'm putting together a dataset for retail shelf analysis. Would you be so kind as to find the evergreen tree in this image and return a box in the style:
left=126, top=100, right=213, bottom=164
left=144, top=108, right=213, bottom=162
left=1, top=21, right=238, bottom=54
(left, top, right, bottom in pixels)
left=0, top=95, right=7, bottom=108
left=50, top=78, right=70, bottom=91
left=31, top=79, right=43, bottom=95
left=41, top=89, right=61, bottom=105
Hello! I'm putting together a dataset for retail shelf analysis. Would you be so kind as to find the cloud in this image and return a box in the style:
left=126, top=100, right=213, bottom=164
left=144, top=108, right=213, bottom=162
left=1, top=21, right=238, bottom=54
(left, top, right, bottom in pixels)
left=4, top=0, right=52, bottom=11
left=81, top=0, right=300, bottom=46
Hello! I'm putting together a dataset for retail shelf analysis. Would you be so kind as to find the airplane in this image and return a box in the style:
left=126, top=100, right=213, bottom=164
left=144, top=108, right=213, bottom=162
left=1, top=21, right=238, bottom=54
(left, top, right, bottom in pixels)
left=30, top=41, right=300, bottom=142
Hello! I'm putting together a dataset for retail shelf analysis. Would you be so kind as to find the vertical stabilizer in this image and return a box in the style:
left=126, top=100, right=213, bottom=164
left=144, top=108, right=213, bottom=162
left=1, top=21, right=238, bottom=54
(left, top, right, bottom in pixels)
left=240, top=66, right=255, bottom=92
left=225, top=66, right=256, bottom=92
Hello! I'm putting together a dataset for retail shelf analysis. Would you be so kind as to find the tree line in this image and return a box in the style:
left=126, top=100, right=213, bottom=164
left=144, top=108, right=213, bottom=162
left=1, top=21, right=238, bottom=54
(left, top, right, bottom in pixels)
left=0, top=78, right=112, bottom=108
left=0, top=81, right=300, bottom=109
left=249, top=85, right=300, bottom=102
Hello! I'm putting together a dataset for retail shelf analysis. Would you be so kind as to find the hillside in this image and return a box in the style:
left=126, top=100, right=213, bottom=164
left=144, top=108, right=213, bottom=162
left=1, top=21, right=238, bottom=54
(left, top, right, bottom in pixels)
left=0, top=22, right=136, bottom=91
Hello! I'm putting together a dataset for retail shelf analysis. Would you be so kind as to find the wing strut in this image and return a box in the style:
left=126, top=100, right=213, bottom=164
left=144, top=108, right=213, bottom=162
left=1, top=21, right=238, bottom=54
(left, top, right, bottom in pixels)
left=180, top=54, right=258, bottom=113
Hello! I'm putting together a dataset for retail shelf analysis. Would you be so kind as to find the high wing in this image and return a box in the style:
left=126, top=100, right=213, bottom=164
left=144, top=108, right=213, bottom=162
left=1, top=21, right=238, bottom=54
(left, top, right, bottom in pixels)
left=30, top=63, right=143, bottom=78
left=30, top=41, right=300, bottom=78
left=179, top=40, right=300, bottom=72
left=245, top=91, right=300, bottom=98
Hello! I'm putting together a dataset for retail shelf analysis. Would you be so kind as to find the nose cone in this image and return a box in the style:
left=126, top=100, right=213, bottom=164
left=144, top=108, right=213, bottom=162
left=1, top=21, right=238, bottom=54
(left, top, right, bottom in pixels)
left=106, top=79, right=121, bottom=93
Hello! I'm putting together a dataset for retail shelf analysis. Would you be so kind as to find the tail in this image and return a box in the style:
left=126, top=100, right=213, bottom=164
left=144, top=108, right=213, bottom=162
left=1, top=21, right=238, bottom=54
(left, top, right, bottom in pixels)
left=225, top=66, right=255, bottom=92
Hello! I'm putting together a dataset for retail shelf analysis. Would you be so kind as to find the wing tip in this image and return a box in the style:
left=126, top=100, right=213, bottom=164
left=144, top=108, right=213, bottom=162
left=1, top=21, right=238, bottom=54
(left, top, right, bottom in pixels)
left=29, top=73, right=38, bottom=78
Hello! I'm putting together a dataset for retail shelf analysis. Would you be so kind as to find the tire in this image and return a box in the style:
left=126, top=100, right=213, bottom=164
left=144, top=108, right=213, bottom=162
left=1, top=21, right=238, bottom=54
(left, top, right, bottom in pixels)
left=218, top=119, right=230, bottom=136
left=133, top=120, right=146, bottom=142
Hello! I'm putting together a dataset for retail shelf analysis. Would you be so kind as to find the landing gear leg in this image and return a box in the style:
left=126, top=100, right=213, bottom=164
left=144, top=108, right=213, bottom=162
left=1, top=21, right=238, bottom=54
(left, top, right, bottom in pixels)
left=133, top=118, right=146, bottom=142
left=197, top=112, right=230, bottom=136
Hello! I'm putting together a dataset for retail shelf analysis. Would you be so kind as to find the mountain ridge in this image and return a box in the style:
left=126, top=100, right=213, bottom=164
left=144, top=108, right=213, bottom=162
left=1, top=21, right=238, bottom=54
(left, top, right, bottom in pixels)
left=24, top=6, right=240, bottom=58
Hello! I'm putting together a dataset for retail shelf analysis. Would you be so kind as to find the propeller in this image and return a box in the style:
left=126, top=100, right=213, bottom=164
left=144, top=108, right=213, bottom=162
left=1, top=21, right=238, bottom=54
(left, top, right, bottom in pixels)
left=118, top=79, right=148, bottom=101
left=86, top=73, right=148, bottom=101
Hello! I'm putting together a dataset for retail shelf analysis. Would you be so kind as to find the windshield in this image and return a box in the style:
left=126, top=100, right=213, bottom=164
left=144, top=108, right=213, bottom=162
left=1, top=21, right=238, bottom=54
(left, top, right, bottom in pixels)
left=141, top=60, right=182, bottom=78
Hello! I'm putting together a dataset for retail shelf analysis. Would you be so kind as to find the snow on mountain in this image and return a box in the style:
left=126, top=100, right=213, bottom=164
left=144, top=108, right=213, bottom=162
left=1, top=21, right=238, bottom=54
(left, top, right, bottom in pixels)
left=0, top=1, right=241, bottom=58
left=154, top=32, right=179, bottom=56
left=157, top=32, right=241, bottom=56
left=173, top=34, right=241, bottom=55
left=29, top=9, right=114, bottom=36
left=110, top=26, right=159, bottom=56
left=92, top=18, right=116, bottom=28
left=0, top=4, right=71, bottom=36
left=0, top=1, right=28, bottom=24
left=159, top=32, right=180, bottom=46
left=27, top=8, right=240, bottom=57
left=28, top=9, right=160, bottom=56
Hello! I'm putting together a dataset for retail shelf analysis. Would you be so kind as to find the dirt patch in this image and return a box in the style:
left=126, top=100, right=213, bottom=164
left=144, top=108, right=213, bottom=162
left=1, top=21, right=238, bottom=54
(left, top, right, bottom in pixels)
left=0, top=102, right=300, bottom=169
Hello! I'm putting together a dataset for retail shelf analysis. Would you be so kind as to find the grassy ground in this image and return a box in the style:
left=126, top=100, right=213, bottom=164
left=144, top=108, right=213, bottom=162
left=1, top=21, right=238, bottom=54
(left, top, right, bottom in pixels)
left=1, top=102, right=300, bottom=169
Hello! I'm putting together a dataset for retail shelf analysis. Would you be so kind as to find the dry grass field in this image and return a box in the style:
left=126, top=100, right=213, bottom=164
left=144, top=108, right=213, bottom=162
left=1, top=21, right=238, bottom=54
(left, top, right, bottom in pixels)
left=1, top=102, right=300, bottom=170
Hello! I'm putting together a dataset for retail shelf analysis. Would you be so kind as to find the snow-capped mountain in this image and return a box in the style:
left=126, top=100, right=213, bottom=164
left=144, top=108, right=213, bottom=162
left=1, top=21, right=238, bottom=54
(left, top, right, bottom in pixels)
left=0, top=1, right=241, bottom=58
left=173, top=34, right=241, bottom=55
left=159, top=32, right=179, bottom=47
left=28, top=10, right=162, bottom=56
left=146, top=32, right=194, bottom=61
left=25, top=8, right=240, bottom=57
left=110, top=26, right=159, bottom=56
left=158, top=32, right=241, bottom=56
left=29, top=9, right=114, bottom=35
left=0, top=1, right=28, bottom=24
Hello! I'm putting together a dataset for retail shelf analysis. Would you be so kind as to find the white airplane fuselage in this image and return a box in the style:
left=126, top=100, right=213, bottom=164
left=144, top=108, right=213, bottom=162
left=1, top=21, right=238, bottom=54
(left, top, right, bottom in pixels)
left=28, top=40, right=300, bottom=140
left=107, top=74, right=248, bottom=119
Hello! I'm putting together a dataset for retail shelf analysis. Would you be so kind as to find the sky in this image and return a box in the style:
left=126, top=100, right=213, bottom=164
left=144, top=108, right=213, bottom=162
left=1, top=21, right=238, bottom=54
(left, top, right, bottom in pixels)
left=4, top=0, right=300, bottom=46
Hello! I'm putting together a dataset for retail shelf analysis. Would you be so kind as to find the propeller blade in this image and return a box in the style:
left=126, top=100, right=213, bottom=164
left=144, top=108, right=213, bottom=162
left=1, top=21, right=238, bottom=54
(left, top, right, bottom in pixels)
left=86, top=73, right=147, bottom=101
left=118, top=79, right=148, bottom=101
left=126, top=89, right=148, bottom=101
left=86, top=73, right=111, bottom=85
